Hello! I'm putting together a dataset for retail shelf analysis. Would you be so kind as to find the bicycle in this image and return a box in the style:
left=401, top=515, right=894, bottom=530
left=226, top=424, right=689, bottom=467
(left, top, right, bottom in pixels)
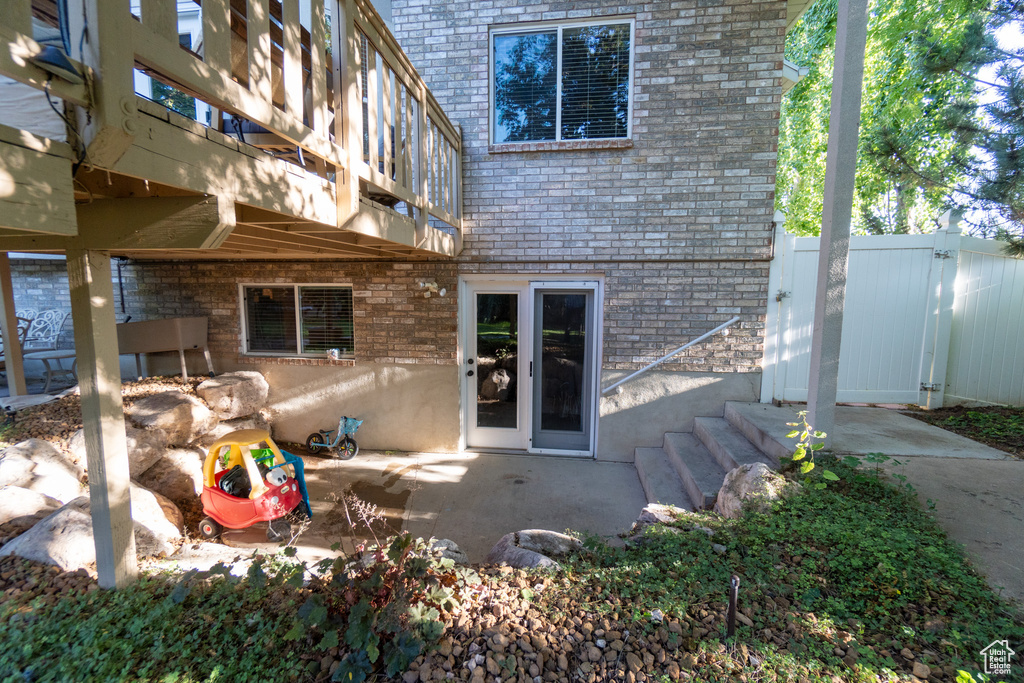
left=306, top=416, right=363, bottom=460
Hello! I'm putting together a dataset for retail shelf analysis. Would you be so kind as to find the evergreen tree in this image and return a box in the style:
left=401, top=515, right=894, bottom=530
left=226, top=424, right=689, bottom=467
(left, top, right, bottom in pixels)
left=867, top=0, right=1023, bottom=253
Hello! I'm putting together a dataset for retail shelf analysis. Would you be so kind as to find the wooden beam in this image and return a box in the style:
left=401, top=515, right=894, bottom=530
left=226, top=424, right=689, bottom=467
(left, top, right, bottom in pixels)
left=0, top=138, right=76, bottom=235
left=0, top=254, right=27, bottom=396
left=0, top=196, right=236, bottom=252
left=113, top=111, right=338, bottom=228
left=0, top=24, right=91, bottom=106
left=65, top=246, right=137, bottom=589
left=75, top=196, right=237, bottom=250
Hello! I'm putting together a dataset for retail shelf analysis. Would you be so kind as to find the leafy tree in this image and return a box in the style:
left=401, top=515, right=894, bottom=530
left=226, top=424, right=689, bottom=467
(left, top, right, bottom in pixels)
left=867, top=0, right=1024, bottom=253
left=776, top=0, right=991, bottom=237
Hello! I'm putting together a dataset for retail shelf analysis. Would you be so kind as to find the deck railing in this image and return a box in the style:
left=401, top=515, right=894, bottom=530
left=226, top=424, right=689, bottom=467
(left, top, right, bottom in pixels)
left=0, top=0, right=462, bottom=240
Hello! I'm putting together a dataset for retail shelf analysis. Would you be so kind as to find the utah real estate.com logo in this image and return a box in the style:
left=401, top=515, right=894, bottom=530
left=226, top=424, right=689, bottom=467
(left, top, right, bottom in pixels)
left=980, top=640, right=1015, bottom=677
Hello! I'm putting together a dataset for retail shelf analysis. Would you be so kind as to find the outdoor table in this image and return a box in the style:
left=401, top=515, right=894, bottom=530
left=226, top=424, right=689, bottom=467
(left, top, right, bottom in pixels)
left=23, top=350, right=77, bottom=393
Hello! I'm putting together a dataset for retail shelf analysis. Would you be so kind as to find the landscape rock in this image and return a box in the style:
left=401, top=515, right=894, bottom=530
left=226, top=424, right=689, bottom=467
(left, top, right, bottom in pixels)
left=714, top=462, right=800, bottom=519
left=430, top=538, right=470, bottom=565
left=485, top=530, right=582, bottom=569
left=0, top=439, right=85, bottom=503
left=0, top=483, right=183, bottom=570
left=134, top=448, right=204, bottom=508
left=69, top=426, right=169, bottom=477
left=480, top=369, right=511, bottom=401
left=627, top=503, right=695, bottom=535
left=197, top=413, right=273, bottom=448
left=0, top=486, right=63, bottom=526
left=197, top=371, right=270, bottom=420
left=128, top=391, right=219, bottom=446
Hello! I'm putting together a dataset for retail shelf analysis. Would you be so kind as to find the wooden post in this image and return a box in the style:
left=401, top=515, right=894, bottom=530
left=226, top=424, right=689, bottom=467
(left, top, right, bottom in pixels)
left=247, top=0, right=272, bottom=102
left=338, top=0, right=362, bottom=223
left=415, top=86, right=429, bottom=245
left=66, top=246, right=137, bottom=589
left=453, top=123, right=463, bottom=254
left=0, top=253, right=27, bottom=396
left=70, top=0, right=138, bottom=167
left=805, top=0, right=869, bottom=447
left=201, top=0, right=232, bottom=77
left=282, top=0, right=303, bottom=120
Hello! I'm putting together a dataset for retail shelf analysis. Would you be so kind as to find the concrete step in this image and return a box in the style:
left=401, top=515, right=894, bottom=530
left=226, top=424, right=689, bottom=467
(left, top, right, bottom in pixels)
left=724, top=401, right=793, bottom=463
left=663, top=433, right=726, bottom=510
left=634, top=447, right=693, bottom=510
left=693, top=416, right=777, bottom=472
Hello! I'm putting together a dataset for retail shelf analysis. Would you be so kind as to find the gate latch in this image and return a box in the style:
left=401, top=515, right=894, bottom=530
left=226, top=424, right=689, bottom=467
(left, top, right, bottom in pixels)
left=921, top=382, right=942, bottom=392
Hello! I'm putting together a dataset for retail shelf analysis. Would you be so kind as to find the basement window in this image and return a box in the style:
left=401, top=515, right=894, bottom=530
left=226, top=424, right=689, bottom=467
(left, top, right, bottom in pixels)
left=241, top=285, right=354, bottom=358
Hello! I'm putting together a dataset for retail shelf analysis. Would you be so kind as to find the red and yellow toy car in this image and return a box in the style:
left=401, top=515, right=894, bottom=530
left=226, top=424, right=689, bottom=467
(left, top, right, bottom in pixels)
left=199, top=429, right=311, bottom=542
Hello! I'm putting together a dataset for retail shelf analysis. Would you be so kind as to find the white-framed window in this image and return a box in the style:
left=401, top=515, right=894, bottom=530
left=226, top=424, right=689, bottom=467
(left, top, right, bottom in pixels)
left=490, top=18, right=634, bottom=144
left=240, top=284, right=354, bottom=357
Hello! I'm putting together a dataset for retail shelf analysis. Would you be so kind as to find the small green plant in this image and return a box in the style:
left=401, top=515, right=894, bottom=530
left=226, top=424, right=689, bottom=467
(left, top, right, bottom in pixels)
left=785, top=410, right=838, bottom=487
left=294, top=494, right=466, bottom=682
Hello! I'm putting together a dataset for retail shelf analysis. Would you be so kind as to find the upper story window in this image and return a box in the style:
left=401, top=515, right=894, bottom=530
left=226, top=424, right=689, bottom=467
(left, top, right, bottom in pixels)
left=241, top=284, right=354, bottom=358
left=491, top=19, right=634, bottom=145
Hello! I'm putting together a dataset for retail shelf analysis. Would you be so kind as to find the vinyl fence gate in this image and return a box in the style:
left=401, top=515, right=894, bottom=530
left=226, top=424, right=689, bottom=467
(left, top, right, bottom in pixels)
left=761, top=212, right=1024, bottom=409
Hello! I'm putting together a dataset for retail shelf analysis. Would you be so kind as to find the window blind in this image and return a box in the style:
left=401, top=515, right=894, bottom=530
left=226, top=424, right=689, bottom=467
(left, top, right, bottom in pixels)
left=244, top=286, right=298, bottom=353
left=299, top=286, right=354, bottom=354
left=560, top=23, right=631, bottom=140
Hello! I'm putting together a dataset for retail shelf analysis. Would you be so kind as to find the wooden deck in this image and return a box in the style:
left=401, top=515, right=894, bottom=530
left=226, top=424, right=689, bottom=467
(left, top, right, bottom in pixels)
left=0, top=0, right=462, bottom=259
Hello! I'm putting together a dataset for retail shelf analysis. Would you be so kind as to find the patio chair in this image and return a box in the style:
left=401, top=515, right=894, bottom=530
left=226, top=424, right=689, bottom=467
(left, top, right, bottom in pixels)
left=24, top=309, right=69, bottom=351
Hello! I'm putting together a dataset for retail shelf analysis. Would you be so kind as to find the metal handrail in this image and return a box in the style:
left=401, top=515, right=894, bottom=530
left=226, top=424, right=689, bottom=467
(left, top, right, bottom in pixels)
left=600, top=316, right=741, bottom=395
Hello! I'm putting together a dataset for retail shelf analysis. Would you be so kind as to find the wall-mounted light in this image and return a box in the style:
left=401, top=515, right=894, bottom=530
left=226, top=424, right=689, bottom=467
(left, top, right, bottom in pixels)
left=418, top=281, right=446, bottom=298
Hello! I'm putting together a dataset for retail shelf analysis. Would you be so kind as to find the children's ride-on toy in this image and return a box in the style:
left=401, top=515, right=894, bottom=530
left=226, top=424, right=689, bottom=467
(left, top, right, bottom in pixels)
left=199, top=429, right=312, bottom=542
left=306, top=416, right=362, bottom=460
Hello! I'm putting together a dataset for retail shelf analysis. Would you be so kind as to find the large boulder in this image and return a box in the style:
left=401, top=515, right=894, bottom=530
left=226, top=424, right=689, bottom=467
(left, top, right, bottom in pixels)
left=485, top=530, right=582, bottom=570
left=68, top=426, right=169, bottom=477
left=0, top=486, right=62, bottom=525
left=0, top=483, right=183, bottom=570
left=197, top=372, right=269, bottom=420
left=714, top=463, right=800, bottom=519
left=135, top=448, right=204, bottom=508
left=128, top=391, right=219, bottom=446
left=0, top=439, right=85, bottom=503
left=197, top=414, right=273, bottom=449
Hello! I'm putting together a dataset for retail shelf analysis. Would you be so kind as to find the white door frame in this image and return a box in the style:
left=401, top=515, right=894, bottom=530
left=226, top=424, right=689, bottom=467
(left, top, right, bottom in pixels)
left=459, top=274, right=604, bottom=456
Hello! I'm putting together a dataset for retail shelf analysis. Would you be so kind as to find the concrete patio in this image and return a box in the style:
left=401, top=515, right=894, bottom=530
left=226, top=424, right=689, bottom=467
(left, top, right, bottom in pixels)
left=222, top=450, right=649, bottom=564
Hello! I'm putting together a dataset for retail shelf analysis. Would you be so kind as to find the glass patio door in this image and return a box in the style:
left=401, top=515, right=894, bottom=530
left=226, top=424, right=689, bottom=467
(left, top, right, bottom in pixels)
left=464, top=285, right=528, bottom=450
left=530, top=285, right=596, bottom=452
left=463, top=280, right=599, bottom=454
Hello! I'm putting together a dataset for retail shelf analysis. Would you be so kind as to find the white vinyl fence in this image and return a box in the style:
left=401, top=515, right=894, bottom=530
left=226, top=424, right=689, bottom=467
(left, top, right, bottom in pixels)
left=762, top=212, right=1024, bottom=408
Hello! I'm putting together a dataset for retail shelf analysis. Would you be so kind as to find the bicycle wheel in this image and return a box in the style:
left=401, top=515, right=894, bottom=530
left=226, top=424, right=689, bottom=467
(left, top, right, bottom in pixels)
left=306, top=432, right=325, bottom=454
left=337, top=436, right=358, bottom=460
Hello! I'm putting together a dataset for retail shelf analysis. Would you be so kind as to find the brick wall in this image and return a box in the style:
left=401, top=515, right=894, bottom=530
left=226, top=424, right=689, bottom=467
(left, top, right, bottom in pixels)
left=7, top=258, right=458, bottom=366
left=392, top=0, right=785, bottom=371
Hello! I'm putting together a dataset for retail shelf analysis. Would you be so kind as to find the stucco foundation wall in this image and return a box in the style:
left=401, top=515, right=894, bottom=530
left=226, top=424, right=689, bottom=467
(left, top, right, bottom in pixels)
left=597, top=369, right=761, bottom=461
left=259, top=363, right=460, bottom=453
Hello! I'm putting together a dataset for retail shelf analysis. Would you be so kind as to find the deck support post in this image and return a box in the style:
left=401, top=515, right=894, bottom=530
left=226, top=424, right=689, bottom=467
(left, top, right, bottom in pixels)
left=0, top=253, right=27, bottom=396
left=806, top=0, right=869, bottom=448
left=66, top=246, right=136, bottom=588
